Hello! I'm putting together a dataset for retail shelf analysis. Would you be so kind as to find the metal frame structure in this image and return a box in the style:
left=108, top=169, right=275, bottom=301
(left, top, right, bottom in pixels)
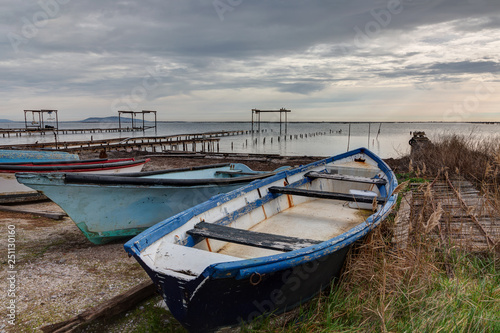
left=118, top=110, right=157, bottom=132
left=251, top=108, right=290, bottom=133
left=24, top=109, right=58, bottom=130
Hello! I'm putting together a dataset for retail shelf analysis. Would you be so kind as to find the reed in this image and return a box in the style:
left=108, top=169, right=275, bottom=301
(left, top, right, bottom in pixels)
left=410, top=133, right=500, bottom=185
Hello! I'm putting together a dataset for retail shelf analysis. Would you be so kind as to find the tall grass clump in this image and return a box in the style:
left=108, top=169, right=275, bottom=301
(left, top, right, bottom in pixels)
left=410, top=133, right=500, bottom=186
left=410, top=133, right=500, bottom=232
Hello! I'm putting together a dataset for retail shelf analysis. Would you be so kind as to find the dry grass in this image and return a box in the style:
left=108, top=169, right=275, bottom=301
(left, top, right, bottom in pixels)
left=410, top=134, right=500, bottom=185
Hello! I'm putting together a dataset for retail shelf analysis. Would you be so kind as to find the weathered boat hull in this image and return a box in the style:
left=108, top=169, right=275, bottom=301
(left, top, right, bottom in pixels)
left=151, top=246, right=350, bottom=331
left=16, top=163, right=286, bottom=244
left=125, top=148, right=398, bottom=332
left=0, top=149, right=79, bottom=163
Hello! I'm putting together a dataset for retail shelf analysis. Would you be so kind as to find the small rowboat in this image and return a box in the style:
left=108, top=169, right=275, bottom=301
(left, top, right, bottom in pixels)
left=124, top=148, right=398, bottom=332
left=16, top=163, right=289, bottom=244
left=0, top=149, right=79, bottom=163
left=2, top=158, right=149, bottom=197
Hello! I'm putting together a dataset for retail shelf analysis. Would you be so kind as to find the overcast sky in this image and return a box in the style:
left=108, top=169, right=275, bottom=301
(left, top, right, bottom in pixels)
left=1, top=0, right=499, bottom=122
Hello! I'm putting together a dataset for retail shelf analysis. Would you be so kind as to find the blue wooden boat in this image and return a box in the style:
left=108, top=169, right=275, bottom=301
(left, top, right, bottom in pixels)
left=124, top=148, right=398, bottom=332
left=16, top=163, right=289, bottom=244
left=0, top=149, right=79, bottom=163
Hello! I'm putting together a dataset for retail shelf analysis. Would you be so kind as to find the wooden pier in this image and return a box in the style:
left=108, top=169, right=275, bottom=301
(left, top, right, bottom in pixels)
left=0, top=127, right=148, bottom=138
left=0, top=130, right=247, bottom=154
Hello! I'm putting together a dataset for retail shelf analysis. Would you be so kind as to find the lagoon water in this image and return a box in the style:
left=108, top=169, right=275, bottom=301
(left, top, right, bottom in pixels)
left=1, top=121, right=498, bottom=159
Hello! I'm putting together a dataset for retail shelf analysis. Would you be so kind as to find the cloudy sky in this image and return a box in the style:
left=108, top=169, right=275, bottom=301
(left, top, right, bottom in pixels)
left=1, top=0, right=499, bottom=122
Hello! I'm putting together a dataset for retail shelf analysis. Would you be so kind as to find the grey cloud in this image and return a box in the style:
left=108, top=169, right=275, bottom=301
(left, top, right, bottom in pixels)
left=378, top=60, right=500, bottom=80
left=277, top=82, right=327, bottom=94
left=428, top=60, right=500, bottom=74
left=1, top=1, right=500, bottom=119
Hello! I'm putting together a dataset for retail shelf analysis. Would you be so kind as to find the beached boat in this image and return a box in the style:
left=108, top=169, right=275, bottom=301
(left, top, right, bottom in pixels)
left=0, top=149, right=79, bottom=163
left=16, top=163, right=289, bottom=244
left=2, top=158, right=149, bottom=197
left=124, top=148, right=398, bottom=332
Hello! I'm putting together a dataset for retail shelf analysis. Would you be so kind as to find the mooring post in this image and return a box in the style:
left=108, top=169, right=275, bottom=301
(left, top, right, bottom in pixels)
left=368, top=123, right=371, bottom=148
left=347, top=123, right=351, bottom=151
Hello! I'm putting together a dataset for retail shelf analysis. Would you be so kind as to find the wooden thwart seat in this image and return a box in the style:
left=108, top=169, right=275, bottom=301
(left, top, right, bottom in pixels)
left=268, top=186, right=386, bottom=204
left=305, top=171, right=387, bottom=185
left=187, top=222, right=321, bottom=252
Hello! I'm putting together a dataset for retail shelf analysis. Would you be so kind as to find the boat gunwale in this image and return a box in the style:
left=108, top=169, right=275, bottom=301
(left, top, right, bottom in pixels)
left=64, top=172, right=279, bottom=186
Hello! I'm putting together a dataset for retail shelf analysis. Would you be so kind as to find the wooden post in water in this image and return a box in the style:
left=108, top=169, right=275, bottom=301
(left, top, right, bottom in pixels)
left=347, top=123, right=351, bottom=151
left=368, top=123, right=371, bottom=149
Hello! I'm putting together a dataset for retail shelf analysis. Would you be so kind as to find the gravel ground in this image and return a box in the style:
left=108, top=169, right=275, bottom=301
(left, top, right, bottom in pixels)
left=1, top=152, right=319, bottom=333
left=0, top=207, right=149, bottom=333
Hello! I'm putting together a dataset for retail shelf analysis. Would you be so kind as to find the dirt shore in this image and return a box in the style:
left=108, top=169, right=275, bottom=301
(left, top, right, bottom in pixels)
left=0, top=152, right=324, bottom=332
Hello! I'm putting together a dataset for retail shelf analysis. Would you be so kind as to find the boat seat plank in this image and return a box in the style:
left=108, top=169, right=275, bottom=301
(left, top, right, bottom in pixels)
left=305, top=171, right=387, bottom=185
left=268, top=186, right=386, bottom=204
left=187, top=222, right=321, bottom=252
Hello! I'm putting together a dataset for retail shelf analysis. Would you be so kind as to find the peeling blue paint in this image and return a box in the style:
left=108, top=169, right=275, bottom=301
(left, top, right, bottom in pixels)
left=0, top=149, right=79, bottom=163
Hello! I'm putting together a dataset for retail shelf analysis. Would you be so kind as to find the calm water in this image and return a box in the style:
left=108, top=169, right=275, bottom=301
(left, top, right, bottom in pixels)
left=1, top=122, right=498, bottom=159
